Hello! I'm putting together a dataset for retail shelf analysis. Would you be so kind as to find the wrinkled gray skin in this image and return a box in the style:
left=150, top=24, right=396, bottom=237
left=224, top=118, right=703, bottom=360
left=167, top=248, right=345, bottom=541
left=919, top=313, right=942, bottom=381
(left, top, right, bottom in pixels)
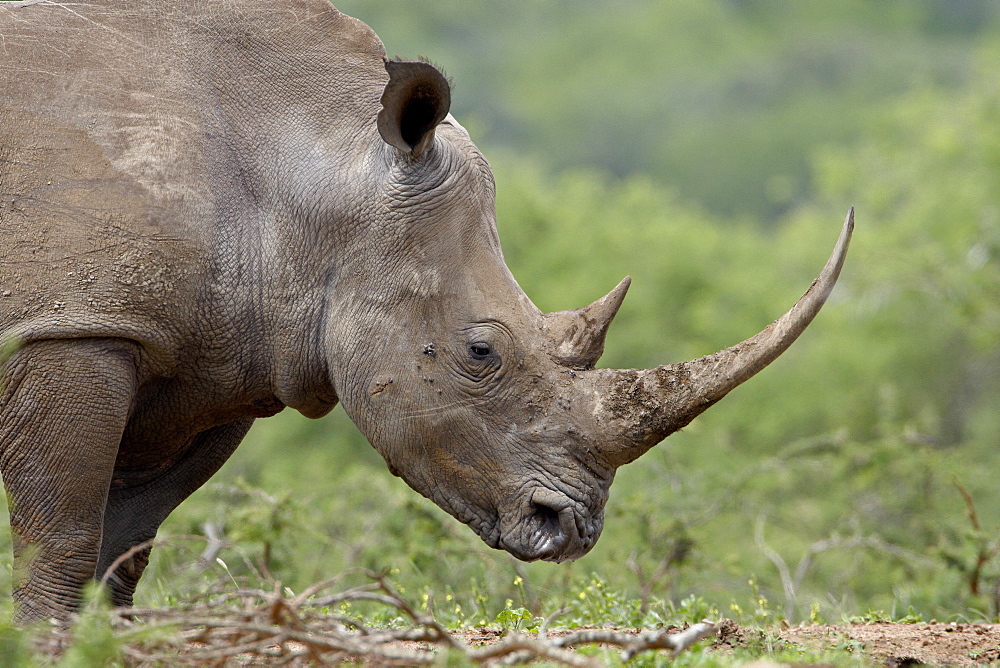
left=0, top=0, right=853, bottom=623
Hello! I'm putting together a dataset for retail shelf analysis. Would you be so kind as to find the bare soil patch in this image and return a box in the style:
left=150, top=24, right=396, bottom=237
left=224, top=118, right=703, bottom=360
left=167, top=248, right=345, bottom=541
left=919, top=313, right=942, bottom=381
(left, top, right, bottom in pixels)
left=451, top=621, right=1000, bottom=665
left=99, top=617, right=1000, bottom=665
left=773, top=621, right=1000, bottom=666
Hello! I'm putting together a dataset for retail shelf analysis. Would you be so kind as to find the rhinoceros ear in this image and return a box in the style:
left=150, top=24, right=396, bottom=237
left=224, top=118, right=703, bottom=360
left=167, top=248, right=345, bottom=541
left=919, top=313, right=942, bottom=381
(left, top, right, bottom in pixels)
left=543, top=277, right=631, bottom=369
left=378, top=59, right=451, bottom=157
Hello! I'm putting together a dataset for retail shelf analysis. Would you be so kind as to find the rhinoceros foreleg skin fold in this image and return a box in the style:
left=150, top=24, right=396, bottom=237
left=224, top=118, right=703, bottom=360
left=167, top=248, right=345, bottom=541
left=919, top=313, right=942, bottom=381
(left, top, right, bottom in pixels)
left=0, top=339, right=139, bottom=624
left=96, top=418, right=254, bottom=607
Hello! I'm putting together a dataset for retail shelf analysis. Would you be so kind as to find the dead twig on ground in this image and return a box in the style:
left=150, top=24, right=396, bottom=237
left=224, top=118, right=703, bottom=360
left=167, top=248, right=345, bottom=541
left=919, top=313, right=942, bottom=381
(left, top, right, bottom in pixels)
left=105, top=571, right=717, bottom=665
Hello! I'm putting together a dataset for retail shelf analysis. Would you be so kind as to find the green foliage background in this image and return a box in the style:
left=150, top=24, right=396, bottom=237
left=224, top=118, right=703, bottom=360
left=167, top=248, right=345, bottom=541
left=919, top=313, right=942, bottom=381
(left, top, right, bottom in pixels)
left=4, top=0, right=1000, bottom=632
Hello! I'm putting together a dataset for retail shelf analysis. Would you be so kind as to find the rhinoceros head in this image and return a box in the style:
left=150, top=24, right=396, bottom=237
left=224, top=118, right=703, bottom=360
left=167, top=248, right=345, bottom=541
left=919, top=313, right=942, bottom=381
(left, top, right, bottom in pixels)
left=325, top=60, right=853, bottom=562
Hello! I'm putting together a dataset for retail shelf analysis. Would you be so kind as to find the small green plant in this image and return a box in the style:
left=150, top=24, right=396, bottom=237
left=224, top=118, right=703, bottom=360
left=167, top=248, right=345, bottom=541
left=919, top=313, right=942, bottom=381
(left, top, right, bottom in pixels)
left=218, top=479, right=315, bottom=579
left=894, top=606, right=925, bottom=623
left=746, top=577, right=784, bottom=625
left=847, top=609, right=893, bottom=624
left=671, top=594, right=719, bottom=624
left=59, top=583, right=127, bottom=667
left=0, top=614, right=30, bottom=667
left=494, top=606, right=536, bottom=632
left=832, top=636, right=867, bottom=654
left=846, top=605, right=924, bottom=624
left=938, top=479, right=1000, bottom=616
left=561, top=575, right=645, bottom=628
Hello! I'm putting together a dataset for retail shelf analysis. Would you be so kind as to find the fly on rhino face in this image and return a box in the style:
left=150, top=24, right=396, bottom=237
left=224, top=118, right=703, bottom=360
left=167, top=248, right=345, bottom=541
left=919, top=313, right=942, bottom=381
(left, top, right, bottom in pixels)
left=0, top=0, right=853, bottom=623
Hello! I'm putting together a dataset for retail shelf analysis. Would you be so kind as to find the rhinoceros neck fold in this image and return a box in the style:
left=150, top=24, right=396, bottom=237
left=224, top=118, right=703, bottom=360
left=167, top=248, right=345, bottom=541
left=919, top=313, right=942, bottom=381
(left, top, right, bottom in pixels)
left=590, top=208, right=854, bottom=465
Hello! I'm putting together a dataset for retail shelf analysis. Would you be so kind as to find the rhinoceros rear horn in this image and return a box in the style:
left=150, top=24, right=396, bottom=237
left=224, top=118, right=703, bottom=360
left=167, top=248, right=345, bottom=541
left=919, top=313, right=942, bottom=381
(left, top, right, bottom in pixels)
left=544, top=277, right=631, bottom=369
left=378, top=60, right=451, bottom=156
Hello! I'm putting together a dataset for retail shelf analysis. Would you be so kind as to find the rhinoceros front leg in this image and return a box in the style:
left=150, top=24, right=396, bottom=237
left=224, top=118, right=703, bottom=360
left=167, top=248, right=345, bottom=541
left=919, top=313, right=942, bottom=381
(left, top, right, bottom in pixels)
left=0, top=339, right=139, bottom=623
left=96, top=418, right=254, bottom=607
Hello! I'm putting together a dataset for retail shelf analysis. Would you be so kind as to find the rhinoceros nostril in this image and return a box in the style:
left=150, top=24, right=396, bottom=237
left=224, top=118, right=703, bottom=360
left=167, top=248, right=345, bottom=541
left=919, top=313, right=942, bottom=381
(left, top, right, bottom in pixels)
left=497, top=492, right=599, bottom=563
left=530, top=501, right=563, bottom=539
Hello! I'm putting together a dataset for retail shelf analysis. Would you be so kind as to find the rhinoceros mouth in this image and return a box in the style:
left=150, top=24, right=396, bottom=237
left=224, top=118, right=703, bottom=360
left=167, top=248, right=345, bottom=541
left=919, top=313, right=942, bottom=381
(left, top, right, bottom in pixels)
left=415, top=468, right=604, bottom=562
left=495, top=488, right=601, bottom=562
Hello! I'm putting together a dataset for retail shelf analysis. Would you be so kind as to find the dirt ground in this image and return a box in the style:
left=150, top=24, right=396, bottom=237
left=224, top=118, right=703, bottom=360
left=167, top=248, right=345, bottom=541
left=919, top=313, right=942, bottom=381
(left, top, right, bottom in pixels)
left=770, top=621, right=1000, bottom=666
left=454, top=621, right=1000, bottom=665
left=108, top=603, right=1000, bottom=665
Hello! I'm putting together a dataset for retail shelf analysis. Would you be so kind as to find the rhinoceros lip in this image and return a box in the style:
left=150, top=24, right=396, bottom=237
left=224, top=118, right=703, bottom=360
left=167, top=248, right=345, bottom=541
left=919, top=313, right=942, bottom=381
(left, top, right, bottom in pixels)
left=495, top=493, right=598, bottom=563
left=497, top=520, right=589, bottom=563
left=498, top=521, right=559, bottom=562
left=428, top=480, right=600, bottom=562
left=462, top=506, right=573, bottom=562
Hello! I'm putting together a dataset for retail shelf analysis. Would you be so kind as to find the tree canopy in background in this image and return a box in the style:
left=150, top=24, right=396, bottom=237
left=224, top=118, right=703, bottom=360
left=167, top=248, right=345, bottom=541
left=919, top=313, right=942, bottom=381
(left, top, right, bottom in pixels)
left=341, top=0, right=999, bottom=221
left=129, top=1, right=1000, bottom=625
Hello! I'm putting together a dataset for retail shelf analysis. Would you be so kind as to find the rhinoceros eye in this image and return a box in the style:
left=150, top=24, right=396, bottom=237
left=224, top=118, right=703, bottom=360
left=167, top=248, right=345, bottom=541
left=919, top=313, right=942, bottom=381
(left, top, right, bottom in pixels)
left=469, top=342, right=492, bottom=360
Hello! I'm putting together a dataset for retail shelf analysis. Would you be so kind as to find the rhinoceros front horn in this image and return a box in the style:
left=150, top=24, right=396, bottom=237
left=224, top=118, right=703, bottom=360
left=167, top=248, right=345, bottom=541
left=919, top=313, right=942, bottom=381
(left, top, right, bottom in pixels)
left=590, top=208, right=854, bottom=466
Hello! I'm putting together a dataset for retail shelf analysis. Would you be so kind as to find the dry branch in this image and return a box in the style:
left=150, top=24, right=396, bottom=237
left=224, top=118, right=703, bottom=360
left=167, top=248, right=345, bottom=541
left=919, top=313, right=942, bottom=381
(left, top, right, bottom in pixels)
left=100, top=571, right=718, bottom=665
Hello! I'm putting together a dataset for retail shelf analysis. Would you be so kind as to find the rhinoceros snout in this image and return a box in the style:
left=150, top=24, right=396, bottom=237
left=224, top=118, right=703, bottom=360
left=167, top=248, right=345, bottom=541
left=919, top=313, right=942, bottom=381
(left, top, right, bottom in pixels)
left=499, top=488, right=600, bottom=562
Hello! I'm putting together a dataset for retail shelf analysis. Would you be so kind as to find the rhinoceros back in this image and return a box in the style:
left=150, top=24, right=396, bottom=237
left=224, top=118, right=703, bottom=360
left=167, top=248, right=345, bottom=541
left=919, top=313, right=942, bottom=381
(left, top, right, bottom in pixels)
left=0, top=1, right=222, bottom=359
left=0, top=0, right=385, bottom=366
